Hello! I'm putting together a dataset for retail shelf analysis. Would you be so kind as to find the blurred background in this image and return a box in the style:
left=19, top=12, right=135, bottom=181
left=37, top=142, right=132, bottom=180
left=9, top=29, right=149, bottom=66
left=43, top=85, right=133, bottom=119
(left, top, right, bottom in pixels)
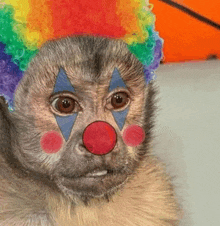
left=151, top=0, right=220, bottom=63
left=150, top=1, right=220, bottom=225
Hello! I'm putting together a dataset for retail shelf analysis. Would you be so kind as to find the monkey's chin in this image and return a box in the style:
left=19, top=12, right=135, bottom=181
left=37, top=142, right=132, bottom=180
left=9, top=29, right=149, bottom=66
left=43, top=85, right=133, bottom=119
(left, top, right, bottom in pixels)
left=55, top=172, right=128, bottom=200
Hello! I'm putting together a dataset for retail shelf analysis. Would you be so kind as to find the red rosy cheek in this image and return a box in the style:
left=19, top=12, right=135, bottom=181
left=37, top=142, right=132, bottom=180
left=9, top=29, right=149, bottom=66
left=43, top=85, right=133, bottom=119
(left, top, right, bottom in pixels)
left=40, top=131, right=63, bottom=154
left=122, top=125, right=145, bottom=147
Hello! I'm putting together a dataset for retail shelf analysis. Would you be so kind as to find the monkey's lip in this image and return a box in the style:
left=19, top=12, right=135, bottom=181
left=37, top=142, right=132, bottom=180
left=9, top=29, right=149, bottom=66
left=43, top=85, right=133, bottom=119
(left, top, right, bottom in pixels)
left=57, top=169, right=127, bottom=197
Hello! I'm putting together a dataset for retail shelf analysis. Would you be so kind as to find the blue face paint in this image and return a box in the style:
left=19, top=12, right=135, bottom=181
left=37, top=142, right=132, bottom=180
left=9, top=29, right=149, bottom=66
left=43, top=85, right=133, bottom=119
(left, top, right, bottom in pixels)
left=112, top=108, right=129, bottom=130
left=109, top=68, right=126, bottom=91
left=53, top=68, right=78, bottom=140
left=109, top=68, right=129, bottom=130
left=54, top=68, right=75, bottom=93
left=55, top=114, right=77, bottom=141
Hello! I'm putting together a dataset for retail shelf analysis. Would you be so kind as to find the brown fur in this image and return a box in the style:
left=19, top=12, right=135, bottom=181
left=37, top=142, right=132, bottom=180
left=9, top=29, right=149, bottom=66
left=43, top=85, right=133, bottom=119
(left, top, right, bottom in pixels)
left=0, top=147, right=181, bottom=226
left=0, top=151, right=181, bottom=225
left=0, top=36, right=182, bottom=225
left=49, top=156, right=181, bottom=226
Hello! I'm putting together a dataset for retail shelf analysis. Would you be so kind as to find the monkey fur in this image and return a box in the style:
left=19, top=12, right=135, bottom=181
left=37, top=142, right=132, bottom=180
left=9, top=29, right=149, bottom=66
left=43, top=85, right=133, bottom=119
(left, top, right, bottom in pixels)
left=0, top=36, right=182, bottom=225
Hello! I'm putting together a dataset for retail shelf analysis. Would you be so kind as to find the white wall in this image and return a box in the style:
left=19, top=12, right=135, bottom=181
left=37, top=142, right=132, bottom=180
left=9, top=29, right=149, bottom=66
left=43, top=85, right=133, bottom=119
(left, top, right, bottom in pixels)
left=153, top=60, right=220, bottom=226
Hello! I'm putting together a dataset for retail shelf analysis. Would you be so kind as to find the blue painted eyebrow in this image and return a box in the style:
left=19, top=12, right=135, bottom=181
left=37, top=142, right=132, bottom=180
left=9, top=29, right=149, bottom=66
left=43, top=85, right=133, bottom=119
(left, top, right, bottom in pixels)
left=53, top=68, right=75, bottom=93
left=109, top=68, right=126, bottom=92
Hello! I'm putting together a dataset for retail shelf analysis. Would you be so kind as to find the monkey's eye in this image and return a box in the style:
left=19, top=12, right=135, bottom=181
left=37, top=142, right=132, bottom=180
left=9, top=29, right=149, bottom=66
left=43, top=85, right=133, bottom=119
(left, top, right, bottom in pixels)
left=106, top=92, right=130, bottom=110
left=51, top=97, right=76, bottom=114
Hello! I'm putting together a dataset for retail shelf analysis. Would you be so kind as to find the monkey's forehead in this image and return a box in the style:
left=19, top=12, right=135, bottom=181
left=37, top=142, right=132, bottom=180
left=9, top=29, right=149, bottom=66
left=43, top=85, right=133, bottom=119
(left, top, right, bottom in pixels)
left=39, top=36, right=132, bottom=62
left=26, top=36, right=144, bottom=85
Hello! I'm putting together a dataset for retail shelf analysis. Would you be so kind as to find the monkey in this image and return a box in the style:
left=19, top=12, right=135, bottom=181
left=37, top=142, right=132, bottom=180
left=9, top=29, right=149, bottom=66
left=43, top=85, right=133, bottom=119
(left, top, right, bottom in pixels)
left=0, top=36, right=182, bottom=226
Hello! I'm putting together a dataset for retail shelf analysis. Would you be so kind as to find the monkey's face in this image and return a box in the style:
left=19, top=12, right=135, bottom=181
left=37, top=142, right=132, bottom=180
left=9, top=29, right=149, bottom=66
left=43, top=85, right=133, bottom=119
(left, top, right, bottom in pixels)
left=12, top=36, right=153, bottom=199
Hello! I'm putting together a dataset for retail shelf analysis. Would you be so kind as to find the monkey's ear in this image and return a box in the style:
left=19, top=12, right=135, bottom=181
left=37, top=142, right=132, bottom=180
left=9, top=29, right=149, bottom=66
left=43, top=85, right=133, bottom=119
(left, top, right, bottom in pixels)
left=0, top=96, right=9, bottom=115
left=0, top=96, right=11, bottom=129
left=0, top=95, right=14, bottom=158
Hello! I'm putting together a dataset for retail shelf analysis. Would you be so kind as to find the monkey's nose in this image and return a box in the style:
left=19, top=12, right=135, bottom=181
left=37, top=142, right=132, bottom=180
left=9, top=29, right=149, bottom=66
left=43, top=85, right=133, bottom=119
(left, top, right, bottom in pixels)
left=82, top=121, right=117, bottom=155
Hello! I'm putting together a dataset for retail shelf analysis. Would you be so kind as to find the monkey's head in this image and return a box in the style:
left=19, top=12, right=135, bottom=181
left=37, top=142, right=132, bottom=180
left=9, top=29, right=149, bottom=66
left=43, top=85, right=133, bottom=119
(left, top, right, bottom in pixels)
left=9, top=36, right=155, bottom=201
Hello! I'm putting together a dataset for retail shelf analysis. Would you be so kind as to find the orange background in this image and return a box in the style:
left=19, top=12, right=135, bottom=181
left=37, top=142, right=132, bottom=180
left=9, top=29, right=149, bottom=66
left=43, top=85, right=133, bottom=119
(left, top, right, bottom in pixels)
left=150, top=0, right=220, bottom=63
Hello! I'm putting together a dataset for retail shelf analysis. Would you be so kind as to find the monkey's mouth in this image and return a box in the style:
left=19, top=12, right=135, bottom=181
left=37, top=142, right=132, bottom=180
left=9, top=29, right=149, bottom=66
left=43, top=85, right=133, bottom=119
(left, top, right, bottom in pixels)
left=56, top=168, right=128, bottom=198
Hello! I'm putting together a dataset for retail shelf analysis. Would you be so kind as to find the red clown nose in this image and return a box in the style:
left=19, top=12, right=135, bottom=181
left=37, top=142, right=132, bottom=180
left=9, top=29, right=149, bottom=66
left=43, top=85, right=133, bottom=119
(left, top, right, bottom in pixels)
left=83, top=121, right=117, bottom=155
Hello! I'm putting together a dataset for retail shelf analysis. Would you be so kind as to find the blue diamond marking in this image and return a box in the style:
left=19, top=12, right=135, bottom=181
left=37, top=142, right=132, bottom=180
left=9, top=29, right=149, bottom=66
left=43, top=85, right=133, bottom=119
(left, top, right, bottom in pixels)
left=53, top=68, right=77, bottom=141
left=109, top=68, right=126, bottom=92
left=53, top=68, right=75, bottom=93
left=55, top=113, right=78, bottom=141
left=112, top=108, right=129, bottom=130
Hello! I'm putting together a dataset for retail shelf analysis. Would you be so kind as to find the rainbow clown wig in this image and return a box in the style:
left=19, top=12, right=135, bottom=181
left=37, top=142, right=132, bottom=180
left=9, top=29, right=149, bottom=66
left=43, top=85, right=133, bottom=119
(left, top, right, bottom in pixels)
left=0, top=0, right=163, bottom=111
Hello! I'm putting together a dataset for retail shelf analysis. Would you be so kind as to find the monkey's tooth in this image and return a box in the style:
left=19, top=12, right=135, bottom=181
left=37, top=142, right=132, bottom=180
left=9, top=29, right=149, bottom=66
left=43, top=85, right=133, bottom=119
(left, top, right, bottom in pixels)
left=86, top=170, right=108, bottom=177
